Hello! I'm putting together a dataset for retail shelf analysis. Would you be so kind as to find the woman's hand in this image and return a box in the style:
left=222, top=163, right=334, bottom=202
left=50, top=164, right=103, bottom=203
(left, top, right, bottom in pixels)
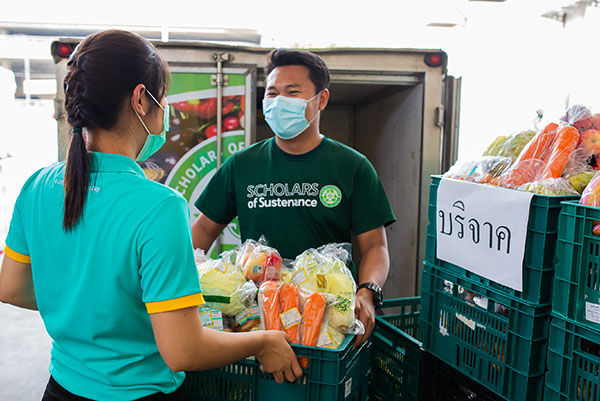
left=256, top=330, right=303, bottom=383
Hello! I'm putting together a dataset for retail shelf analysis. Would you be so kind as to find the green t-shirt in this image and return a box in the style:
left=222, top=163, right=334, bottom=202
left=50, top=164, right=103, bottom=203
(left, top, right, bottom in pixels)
left=195, top=137, right=396, bottom=272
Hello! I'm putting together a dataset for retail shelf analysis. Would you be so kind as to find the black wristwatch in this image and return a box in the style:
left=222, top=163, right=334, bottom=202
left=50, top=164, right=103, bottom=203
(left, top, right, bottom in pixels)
left=358, top=282, right=383, bottom=309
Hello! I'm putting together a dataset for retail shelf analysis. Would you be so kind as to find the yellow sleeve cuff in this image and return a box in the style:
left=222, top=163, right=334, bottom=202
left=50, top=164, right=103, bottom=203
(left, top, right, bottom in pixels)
left=146, top=293, right=205, bottom=314
left=3, top=245, right=31, bottom=264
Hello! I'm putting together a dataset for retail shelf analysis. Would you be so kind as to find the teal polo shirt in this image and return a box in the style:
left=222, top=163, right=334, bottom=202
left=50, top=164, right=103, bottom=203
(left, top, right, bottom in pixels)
left=4, top=152, right=204, bottom=400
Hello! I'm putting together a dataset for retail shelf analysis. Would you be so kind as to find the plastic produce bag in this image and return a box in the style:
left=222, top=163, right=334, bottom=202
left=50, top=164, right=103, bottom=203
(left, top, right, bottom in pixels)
left=444, top=156, right=512, bottom=184
left=483, top=130, right=536, bottom=162
left=317, top=321, right=346, bottom=349
left=279, top=282, right=302, bottom=343
left=233, top=302, right=262, bottom=332
left=518, top=178, right=579, bottom=196
left=292, top=244, right=360, bottom=334
left=198, top=307, right=224, bottom=331
left=258, top=281, right=283, bottom=331
left=196, top=255, right=257, bottom=316
left=566, top=105, right=600, bottom=172
left=580, top=170, right=600, bottom=236
left=280, top=259, right=295, bottom=284
left=560, top=104, right=592, bottom=130
left=236, top=238, right=283, bottom=284
left=498, top=123, right=558, bottom=188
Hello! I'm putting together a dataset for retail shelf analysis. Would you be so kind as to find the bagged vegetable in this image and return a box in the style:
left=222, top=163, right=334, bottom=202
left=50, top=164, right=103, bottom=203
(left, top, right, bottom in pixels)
left=317, top=321, right=346, bottom=350
left=196, top=251, right=257, bottom=316
left=198, top=307, right=224, bottom=331
left=581, top=171, right=600, bottom=207
left=292, top=244, right=360, bottom=334
left=279, top=283, right=301, bottom=344
left=518, top=178, right=579, bottom=196
left=233, top=303, right=262, bottom=332
left=483, top=130, right=536, bottom=162
left=499, top=123, right=558, bottom=188
left=568, top=171, right=596, bottom=194
left=560, top=104, right=592, bottom=130
left=538, top=126, right=580, bottom=180
left=258, top=280, right=282, bottom=331
left=280, top=259, right=295, bottom=284
left=299, top=291, right=327, bottom=369
left=444, top=157, right=512, bottom=184
left=581, top=171, right=600, bottom=236
left=236, top=239, right=283, bottom=284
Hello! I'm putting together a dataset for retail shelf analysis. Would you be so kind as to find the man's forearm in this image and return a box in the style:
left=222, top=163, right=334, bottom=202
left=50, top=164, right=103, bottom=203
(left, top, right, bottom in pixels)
left=357, top=244, right=389, bottom=286
left=191, top=214, right=227, bottom=252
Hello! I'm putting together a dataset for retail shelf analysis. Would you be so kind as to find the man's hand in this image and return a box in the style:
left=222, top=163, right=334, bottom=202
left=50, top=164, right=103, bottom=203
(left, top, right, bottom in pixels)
left=354, top=288, right=376, bottom=348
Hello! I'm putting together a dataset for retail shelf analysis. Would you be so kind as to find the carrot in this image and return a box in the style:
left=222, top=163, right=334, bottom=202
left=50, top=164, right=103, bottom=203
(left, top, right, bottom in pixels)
left=539, top=126, right=579, bottom=180
left=502, top=123, right=558, bottom=188
left=516, top=123, right=558, bottom=163
left=299, top=292, right=327, bottom=369
left=259, top=281, right=281, bottom=331
left=279, top=283, right=301, bottom=344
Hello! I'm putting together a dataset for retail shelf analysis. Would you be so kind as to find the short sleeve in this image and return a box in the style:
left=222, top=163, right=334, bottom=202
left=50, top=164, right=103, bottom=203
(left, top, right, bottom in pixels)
left=137, top=194, right=204, bottom=314
left=350, top=157, right=396, bottom=235
left=4, top=202, right=31, bottom=263
left=194, top=155, right=237, bottom=224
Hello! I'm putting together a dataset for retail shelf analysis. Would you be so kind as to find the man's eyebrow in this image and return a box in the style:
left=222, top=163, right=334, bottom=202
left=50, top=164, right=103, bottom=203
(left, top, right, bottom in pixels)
left=266, top=83, right=301, bottom=90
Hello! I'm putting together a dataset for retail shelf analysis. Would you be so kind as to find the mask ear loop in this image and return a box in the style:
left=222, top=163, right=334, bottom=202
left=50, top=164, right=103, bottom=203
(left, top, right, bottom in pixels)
left=131, top=87, right=164, bottom=136
left=307, top=91, right=322, bottom=125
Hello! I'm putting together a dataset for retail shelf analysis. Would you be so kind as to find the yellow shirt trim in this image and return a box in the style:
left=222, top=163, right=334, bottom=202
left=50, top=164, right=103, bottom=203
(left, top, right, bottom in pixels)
left=146, top=293, right=205, bottom=314
left=3, top=245, right=31, bottom=264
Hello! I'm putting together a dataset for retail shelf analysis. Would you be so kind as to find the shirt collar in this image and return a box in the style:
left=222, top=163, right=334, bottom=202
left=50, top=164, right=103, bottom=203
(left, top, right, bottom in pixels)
left=89, top=152, right=145, bottom=177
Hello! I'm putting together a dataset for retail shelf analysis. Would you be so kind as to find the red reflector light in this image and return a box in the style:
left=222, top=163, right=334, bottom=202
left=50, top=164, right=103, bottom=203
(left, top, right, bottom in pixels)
left=58, top=44, right=71, bottom=57
left=424, top=52, right=444, bottom=68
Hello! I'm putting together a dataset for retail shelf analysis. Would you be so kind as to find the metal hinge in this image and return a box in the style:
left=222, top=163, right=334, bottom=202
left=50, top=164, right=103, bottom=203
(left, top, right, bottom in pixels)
left=211, top=75, right=229, bottom=86
left=436, top=105, right=445, bottom=128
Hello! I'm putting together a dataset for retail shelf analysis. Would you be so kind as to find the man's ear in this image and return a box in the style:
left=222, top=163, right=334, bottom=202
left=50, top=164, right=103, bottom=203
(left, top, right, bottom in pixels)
left=319, top=89, right=330, bottom=111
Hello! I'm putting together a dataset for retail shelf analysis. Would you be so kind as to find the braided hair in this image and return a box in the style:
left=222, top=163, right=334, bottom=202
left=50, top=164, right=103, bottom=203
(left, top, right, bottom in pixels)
left=62, top=30, right=169, bottom=230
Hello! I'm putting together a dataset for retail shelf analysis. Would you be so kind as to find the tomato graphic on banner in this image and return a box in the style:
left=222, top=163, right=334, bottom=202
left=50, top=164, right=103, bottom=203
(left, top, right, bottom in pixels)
left=139, top=72, right=247, bottom=256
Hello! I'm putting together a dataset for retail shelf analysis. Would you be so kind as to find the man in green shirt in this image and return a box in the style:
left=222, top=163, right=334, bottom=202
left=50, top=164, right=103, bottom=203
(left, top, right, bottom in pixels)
left=192, top=49, right=396, bottom=346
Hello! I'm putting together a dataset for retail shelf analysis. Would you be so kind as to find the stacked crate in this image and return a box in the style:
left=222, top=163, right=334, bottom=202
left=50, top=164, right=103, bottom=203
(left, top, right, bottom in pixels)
left=545, top=201, right=600, bottom=400
left=420, top=176, right=578, bottom=401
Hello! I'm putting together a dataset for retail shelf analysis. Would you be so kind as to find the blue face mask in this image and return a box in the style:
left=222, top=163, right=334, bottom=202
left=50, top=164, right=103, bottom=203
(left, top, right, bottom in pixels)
left=133, top=90, right=169, bottom=162
left=262, top=92, right=320, bottom=140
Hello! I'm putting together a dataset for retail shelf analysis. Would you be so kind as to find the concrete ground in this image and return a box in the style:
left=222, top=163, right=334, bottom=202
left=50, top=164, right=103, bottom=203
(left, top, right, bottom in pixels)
left=0, top=301, right=51, bottom=400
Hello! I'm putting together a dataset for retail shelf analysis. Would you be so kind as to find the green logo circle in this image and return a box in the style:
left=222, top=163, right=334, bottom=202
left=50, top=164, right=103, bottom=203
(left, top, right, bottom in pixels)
left=320, top=185, right=342, bottom=208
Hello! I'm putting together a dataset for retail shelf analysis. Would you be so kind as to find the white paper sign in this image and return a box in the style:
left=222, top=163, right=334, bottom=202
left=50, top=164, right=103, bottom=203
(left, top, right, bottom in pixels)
left=586, top=302, right=600, bottom=324
left=436, top=178, right=533, bottom=291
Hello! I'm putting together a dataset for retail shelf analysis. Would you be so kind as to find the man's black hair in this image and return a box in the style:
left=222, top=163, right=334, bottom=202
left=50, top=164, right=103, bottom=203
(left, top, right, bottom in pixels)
left=265, top=49, right=330, bottom=93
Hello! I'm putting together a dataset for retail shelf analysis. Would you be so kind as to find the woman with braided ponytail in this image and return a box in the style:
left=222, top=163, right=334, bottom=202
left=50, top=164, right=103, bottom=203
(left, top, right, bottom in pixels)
left=0, top=30, right=301, bottom=401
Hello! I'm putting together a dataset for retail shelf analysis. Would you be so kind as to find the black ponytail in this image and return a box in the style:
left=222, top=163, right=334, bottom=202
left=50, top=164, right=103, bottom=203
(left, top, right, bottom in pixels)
left=63, top=128, right=90, bottom=230
left=62, top=30, right=169, bottom=230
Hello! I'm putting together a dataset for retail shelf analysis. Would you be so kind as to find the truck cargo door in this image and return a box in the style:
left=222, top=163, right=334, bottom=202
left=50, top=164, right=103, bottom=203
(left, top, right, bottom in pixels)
left=440, top=75, right=461, bottom=172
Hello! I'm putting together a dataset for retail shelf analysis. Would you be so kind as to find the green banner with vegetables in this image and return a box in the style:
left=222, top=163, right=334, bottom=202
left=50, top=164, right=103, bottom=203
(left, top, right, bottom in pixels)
left=138, top=72, right=246, bottom=255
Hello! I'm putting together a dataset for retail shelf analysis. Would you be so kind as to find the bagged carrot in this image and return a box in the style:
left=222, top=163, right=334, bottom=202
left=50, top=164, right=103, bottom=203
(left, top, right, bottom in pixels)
left=501, top=123, right=558, bottom=188
left=279, top=283, right=301, bottom=344
left=259, top=281, right=281, bottom=331
left=299, top=292, right=327, bottom=369
left=539, top=126, right=580, bottom=180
